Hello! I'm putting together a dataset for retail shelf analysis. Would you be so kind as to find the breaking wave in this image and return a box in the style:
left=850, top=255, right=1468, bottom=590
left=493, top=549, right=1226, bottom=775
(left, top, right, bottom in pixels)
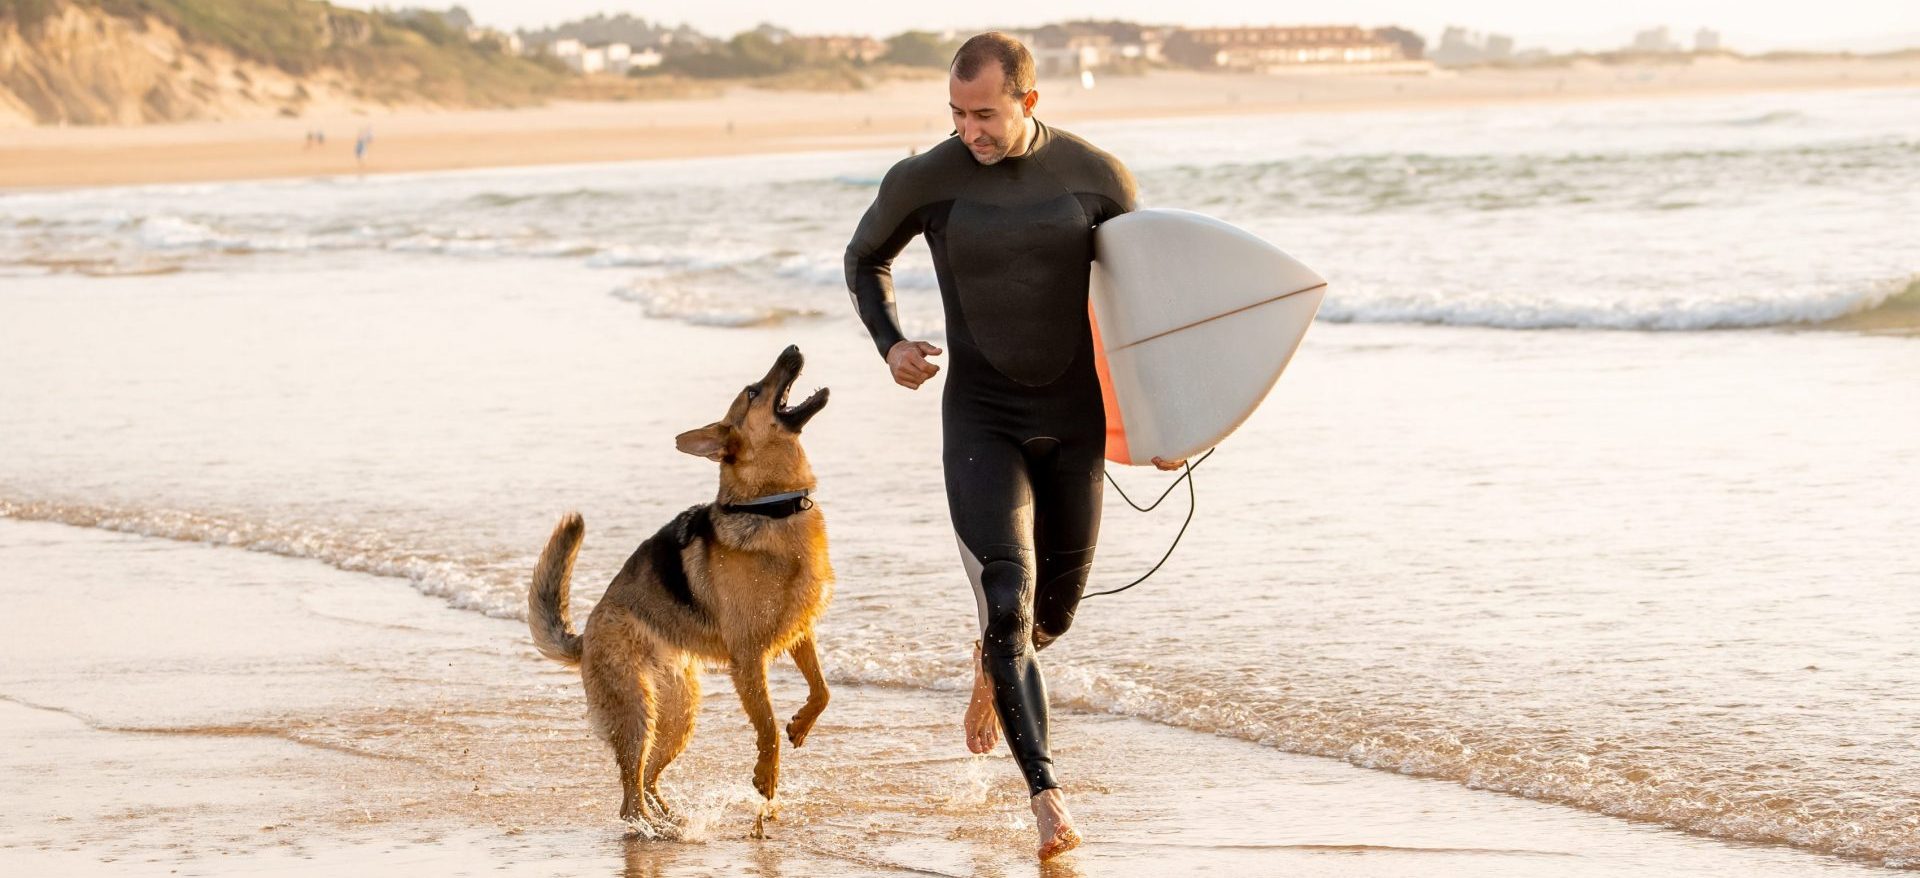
left=1321, top=273, right=1919, bottom=331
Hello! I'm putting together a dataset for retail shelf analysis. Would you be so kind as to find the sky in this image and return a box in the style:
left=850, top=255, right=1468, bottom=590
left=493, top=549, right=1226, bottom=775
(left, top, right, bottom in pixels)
left=456, top=1, right=1920, bottom=53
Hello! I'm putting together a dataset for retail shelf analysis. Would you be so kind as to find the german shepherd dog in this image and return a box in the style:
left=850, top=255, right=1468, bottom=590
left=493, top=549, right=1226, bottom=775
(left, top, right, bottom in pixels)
left=528, top=345, right=832, bottom=833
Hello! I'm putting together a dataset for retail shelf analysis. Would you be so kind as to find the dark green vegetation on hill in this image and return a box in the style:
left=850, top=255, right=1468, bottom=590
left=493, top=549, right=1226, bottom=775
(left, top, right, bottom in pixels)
left=2, top=0, right=566, bottom=116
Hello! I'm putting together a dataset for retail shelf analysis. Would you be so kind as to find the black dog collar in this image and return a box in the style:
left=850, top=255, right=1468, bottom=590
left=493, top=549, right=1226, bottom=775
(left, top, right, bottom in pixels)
left=721, top=489, right=814, bottom=520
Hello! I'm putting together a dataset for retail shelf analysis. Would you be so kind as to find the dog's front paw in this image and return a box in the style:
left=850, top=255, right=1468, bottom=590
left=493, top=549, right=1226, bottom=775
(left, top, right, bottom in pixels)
left=786, top=715, right=815, bottom=747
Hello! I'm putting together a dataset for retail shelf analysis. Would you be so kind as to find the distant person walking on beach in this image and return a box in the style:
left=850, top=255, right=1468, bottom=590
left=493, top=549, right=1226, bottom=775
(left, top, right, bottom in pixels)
left=354, top=126, right=372, bottom=167
left=844, top=32, right=1180, bottom=862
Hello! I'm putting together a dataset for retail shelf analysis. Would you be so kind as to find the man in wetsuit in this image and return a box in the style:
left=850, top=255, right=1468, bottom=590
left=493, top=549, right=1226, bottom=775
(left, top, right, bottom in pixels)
left=844, top=32, right=1179, bottom=861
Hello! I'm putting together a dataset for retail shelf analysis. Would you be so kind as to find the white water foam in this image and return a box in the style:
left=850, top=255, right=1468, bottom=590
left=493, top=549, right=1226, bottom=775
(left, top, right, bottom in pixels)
left=0, top=498, right=526, bottom=619
left=1318, top=273, right=1918, bottom=331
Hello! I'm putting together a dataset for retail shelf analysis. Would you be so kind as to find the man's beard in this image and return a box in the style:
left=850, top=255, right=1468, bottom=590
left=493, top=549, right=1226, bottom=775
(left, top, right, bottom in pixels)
left=968, top=122, right=1024, bottom=166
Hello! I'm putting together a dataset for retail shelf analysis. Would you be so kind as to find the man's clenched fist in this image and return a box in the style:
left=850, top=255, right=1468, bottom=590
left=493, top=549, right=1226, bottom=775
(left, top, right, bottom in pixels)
left=886, top=340, right=944, bottom=390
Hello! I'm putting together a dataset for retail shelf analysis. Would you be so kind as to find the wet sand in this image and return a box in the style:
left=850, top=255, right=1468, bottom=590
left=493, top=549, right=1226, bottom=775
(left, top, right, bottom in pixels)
left=3, top=58, right=1918, bottom=189
left=0, top=517, right=1884, bottom=876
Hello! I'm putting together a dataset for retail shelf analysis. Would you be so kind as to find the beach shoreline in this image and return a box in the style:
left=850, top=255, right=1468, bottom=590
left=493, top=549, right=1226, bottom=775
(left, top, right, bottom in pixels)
left=3, top=58, right=1917, bottom=190
left=0, top=516, right=1890, bottom=877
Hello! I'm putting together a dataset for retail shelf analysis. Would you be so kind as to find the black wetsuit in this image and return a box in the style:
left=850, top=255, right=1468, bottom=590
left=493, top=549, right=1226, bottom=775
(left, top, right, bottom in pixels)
left=845, top=120, right=1137, bottom=796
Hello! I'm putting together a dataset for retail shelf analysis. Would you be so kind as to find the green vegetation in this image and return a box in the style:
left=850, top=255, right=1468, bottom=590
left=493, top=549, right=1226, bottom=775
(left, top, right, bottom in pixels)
left=0, top=0, right=62, bottom=29
left=9, top=0, right=565, bottom=105
left=637, top=28, right=959, bottom=83
left=95, top=0, right=336, bottom=73
left=655, top=31, right=804, bottom=78
left=881, top=31, right=958, bottom=68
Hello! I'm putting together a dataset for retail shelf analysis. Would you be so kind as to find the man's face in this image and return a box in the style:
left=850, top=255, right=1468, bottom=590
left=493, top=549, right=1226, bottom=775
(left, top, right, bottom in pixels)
left=949, top=63, right=1035, bottom=166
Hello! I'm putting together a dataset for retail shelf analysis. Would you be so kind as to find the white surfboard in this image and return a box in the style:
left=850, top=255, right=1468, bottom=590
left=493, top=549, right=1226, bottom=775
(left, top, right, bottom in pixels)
left=1089, top=209, right=1326, bottom=466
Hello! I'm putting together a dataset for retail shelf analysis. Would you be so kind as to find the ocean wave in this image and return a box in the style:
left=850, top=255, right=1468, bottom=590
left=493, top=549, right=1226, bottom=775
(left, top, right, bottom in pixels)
left=1321, top=275, right=1918, bottom=331
left=136, top=216, right=253, bottom=251
left=1722, top=110, right=1807, bottom=127
left=608, top=275, right=828, bottom=327
left=1814, top=276, right=1920, bottom=333
left=13, top=256, right=184, bottom=277
left=131, top=215, right=350, bottom=256
left=0, top=497, right=526, bottom=619
left=587, top=244, right=752, bottom=270
left=464, top=188, right=624, bottom=208
left=1146, top=138, right=1918, bottom=216
left=4, top=495, right=1914, bottom=867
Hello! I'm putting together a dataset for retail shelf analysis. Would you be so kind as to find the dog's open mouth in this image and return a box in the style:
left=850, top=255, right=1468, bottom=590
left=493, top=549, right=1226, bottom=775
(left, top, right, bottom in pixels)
left=772, top=348, right=829, bottom=431
left=777, top=381, right=827, bottom=418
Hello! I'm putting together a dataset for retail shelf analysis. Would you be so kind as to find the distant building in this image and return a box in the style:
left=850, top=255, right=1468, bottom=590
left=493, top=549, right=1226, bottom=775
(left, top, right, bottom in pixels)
left=1430, top=26, right=1519, bottom=66
left=550, top=39, right=655, bottom=75
left=1694, top=28, right=1722, bottom=52
left=1031, top=35, right=1113, bottom=76
left=789, top=35, right=889, bottom=64
left=1021, top=25, right=1136, bottom=75
left=1011, top=24, right=1162, bottom=75
left=1163, top=26, right=1410, bottom=71
left=1128, top=27, right=1170, bottom=62
left=1630, top=27, right=1681, bottom=53
left=577, top=46, right=608, bottom=74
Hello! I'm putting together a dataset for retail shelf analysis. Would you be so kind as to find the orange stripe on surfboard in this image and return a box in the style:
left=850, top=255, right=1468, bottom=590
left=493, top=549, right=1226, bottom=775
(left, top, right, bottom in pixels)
left=1088, top=303, right=1131, bottom=465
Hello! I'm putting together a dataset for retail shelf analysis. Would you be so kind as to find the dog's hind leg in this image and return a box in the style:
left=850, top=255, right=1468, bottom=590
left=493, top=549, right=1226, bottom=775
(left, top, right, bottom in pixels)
left=584, top=648, right=657, bottom=824
left=643, top=658, right=700, bottom=817
left=785, top=633, right=831, bottom=748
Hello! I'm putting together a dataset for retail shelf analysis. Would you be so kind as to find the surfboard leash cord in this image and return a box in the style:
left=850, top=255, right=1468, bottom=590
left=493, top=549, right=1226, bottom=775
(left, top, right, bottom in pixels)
left=1084, top=447, right=1216, bottom=598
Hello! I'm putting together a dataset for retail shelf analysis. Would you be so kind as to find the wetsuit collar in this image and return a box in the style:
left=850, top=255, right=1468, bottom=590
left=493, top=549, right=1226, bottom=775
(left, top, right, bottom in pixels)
left=721, top=489, right=814, bottom=519
left=946, top=118, right=1049, bottom=162
left=1007, top=118, right=1050, bottom=161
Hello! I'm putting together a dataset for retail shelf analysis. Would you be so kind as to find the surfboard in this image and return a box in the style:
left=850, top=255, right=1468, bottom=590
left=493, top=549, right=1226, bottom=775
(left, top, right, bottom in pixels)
left=1089, top=209, right=1326, bottom=466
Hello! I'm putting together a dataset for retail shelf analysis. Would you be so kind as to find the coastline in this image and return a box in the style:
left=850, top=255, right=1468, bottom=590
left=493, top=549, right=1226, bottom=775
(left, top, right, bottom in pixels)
left=2, top=59, right=1917, bottom=190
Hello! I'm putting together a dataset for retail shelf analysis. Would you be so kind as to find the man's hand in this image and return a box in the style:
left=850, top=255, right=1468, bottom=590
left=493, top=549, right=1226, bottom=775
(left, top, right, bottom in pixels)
left=886, top=340, right=943, bottom=390
left=1150, top=456, right=1186, bottom=471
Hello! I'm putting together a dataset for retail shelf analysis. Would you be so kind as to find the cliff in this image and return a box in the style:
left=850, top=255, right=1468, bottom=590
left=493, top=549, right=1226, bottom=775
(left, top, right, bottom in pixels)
left=0, top=0, right=563, bottom=126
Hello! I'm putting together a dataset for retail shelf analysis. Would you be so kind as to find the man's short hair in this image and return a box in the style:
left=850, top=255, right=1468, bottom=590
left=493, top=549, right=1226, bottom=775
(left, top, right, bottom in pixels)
left=950, top=32, right=1036, bottom=98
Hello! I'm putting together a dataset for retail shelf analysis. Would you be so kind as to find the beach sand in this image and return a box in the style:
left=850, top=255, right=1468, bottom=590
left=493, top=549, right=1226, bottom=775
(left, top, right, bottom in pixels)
left=3, top=57, right=1918, bottom=189
left=0, top=518, right=1881, bottom=876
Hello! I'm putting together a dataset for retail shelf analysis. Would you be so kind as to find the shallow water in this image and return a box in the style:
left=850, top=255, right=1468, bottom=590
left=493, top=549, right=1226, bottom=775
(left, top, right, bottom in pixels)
left=0, top=520, right=1890, bottom=876
left=3, top=87, right=1918, bottom=869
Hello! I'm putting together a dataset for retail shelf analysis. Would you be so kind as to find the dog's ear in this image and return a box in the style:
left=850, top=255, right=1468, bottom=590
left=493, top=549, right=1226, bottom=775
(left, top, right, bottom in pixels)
left=674, top=423, right=733, bottom=462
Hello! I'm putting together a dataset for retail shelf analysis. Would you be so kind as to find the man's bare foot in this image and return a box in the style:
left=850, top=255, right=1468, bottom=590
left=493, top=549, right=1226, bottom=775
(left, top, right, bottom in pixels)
left=1032, top=788, right=1082, bottom=861
left=964, top=641, right=999, bottom=754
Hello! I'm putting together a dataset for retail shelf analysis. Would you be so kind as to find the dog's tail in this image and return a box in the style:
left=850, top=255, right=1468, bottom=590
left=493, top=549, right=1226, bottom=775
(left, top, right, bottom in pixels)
left=528, top=512, right=587, bottom=664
